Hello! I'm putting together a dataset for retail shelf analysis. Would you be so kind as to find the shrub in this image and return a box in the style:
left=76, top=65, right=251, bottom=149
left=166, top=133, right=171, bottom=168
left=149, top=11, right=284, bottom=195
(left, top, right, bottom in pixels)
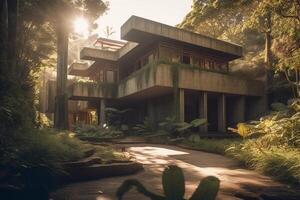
left=159, top=117, right=207, bottom=137
left=73, top=123, right=123, bottom=138
left=132, top=117, right=157, bottom=134
left=0, top=128, right=88, bottom=199
left=227, top=99, right=300, bottom=184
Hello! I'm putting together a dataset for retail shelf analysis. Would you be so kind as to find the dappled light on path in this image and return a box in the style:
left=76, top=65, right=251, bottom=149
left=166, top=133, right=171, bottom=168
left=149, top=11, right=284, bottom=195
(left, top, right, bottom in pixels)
left=51, top=144, right=284, bottom=200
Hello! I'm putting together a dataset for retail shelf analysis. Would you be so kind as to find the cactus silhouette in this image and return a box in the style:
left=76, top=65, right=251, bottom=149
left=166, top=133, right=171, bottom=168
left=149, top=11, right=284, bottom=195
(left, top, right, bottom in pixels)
left=116, top=165, right=220, bottom=200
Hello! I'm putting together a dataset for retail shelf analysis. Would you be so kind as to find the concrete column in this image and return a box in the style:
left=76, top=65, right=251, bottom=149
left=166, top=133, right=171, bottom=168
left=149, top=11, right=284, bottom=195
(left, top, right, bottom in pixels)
left=99, top=99, right=106, bottom=127
left=234, top=96, right=245, bottom=123
left=147, top=100, right=156, bottom=125
left=179, top=89, right=185, bottom=122
left=218, top=94, right=226, bottom=132
left=199, top=92, right=208, bottom=132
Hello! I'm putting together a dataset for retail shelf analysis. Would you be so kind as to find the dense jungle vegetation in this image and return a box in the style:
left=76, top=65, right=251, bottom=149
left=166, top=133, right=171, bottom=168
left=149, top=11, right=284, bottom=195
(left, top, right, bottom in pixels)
left=0, top=0, right=300, bottom=198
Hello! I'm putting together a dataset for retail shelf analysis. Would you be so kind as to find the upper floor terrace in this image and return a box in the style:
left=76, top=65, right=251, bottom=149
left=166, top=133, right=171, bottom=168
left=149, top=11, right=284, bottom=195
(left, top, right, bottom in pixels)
left=66, top=16, right=264, bottom=101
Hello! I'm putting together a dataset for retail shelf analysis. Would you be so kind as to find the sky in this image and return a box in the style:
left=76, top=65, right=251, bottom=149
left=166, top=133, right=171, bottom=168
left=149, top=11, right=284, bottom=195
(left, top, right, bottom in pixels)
left=95, top=0, right=193, bottom=40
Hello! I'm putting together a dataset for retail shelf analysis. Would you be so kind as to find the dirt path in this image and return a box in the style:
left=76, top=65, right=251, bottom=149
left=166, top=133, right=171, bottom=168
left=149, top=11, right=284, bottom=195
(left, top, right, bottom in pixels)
left=51, top=144, right=297, bottom=200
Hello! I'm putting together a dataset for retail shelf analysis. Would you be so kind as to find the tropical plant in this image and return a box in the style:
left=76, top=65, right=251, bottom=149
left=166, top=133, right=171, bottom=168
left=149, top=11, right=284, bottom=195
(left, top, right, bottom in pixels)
left=132, top=117, right=157, bottom=134
left=159, top=117, right=207, bottom=136
left=73, top=123, right=123, bottom=139
left=226, top=99, right=300, bottom=184
left=105, top=107, right=132, bottom=129
left=116, top=165, right=220, bottom=200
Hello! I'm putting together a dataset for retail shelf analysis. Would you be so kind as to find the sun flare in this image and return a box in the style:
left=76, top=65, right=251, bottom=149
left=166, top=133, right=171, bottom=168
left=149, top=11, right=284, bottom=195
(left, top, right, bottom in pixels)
left=73, top=17, right=89, bottom=38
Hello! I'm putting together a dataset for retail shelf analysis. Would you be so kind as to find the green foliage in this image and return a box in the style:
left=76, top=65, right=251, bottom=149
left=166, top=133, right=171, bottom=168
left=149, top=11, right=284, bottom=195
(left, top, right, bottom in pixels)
left=159, top=117, right=207, bottom=137
left=132, top=117, right=157, bottom=134
left=116, top=165, right=220, bottom=200
left=188, top=134, right=201, bottom=143
left=162, top=166, right=185, bottom=200
left=105, top=108, right=131, bottom=126
left=183, top=138, right=241, bottom=155
left=270, top=102, right=288, bottom=111
left=227, top=99, right=300, bottom=184
left=189, top=176, right=220, bottom=200
left=73, top=123, right=123, bottom=139
left=0, top=128, right=88, bottom=199
left=1, top=129, right=86, bottom=169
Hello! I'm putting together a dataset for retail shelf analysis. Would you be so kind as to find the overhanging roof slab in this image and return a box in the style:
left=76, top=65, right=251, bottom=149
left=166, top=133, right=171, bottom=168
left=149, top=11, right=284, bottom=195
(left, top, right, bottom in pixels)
left=80, top=47, right=118, bottom=61
left=121, top=16, right=243, bottom=59
left=68, top=62, right=90, bottom=76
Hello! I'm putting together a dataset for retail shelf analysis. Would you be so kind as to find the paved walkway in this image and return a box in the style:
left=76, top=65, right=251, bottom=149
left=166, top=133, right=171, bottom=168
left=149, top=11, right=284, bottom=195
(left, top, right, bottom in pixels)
left=51, top=144, right=297, bottom=200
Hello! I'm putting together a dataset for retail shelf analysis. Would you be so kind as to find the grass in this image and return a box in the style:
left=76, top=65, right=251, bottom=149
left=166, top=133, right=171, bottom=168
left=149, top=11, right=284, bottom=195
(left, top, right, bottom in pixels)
left=181, top=138, right=241, bottom=155
left=227, top=141, right=300, bottom=185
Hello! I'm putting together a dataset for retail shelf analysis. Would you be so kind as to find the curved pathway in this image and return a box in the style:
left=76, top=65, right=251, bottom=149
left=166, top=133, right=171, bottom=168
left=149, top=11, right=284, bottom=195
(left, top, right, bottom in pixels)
left=51, top=144, right=298, bottom=200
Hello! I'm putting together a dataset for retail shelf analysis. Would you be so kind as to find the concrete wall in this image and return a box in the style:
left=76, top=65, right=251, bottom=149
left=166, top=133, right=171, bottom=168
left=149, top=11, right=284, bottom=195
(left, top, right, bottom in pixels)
left=117, top=63, right=264, bottom=98
left=156, top=64, right=264, bottom=96
left=69, top=82, right=118, bottom=99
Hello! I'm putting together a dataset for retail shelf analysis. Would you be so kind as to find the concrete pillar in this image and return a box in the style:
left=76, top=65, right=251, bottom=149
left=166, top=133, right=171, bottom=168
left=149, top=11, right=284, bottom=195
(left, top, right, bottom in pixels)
left=218, top=94, right=226, bottom=132
left=234, top=96, right=245, bottom=123
left=147, top=100, right=156, bottom=125
left=199, top=92, right=208, bottom=132
left=179, top=89, right=185, bottom=122
left=99, top=99, right=106, bottom=127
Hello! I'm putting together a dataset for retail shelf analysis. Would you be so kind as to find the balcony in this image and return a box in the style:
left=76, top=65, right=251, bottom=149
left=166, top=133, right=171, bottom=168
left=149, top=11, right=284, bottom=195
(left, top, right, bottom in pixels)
left=67, top=61, right=264, bottom=100
left=68, top=81, right=118, bottom=100
left=118, top=61, right=265, bottom=98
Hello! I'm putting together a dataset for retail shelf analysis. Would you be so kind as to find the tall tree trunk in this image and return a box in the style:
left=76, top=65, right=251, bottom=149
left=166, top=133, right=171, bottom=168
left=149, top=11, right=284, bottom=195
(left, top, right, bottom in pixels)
left=264, top=10, right=272, bottom=69
left=0, top=0, right=8, bottom=76
left=7, top=0, right=18, bottom=77
left=54, top=22, right=69, bottom=130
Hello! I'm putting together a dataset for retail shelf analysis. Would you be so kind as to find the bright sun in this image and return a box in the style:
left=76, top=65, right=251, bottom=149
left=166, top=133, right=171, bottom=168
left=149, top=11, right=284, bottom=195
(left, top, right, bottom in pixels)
left=73, top=17, right=89, bottom=38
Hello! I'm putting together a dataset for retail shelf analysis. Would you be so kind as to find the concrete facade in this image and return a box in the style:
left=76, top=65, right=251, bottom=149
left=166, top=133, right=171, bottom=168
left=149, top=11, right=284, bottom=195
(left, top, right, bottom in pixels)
left=41, top=16, right=267, bottom=132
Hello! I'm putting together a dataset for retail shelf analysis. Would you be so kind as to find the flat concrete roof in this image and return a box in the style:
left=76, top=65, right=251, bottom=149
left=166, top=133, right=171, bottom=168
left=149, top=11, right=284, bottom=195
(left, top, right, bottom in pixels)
left=80, top=41, right=139, bottom=62
left=68, top=62, right=90, bottom=76
left=121, top=16, right=243, bottom=59
left=80, top=15, right=243, bottom=64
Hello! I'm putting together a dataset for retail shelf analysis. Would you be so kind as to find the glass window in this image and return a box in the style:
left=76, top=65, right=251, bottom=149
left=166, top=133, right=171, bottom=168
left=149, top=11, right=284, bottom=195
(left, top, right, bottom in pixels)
left=160, top=45, right=181, bottom=62
left=182, top=54, right=191, bottom=64
left=192, top=56, right=201, bottom=67
left=148, top=54, right=154, bottom=62
left=205, top=60, right=210, bottom=69
left=99, top=70, right=104, bottom=82
left=209, top=61, right=214, bottom=69
left=106, top=70, right=114, bottom=83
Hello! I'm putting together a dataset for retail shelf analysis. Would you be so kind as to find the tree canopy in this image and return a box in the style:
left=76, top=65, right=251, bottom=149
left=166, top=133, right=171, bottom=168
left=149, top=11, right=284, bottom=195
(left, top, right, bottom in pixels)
left=0, top=0, right=108, bottom=134
left=179, top=0, right=300, bottom=97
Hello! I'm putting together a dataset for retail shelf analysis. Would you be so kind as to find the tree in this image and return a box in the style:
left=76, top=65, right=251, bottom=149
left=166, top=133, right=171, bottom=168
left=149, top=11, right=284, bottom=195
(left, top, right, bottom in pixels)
left=0, top=0, right=108, bottom=135
left=31, top=0, right=108, bottom=129
left=179, top=0, right=300, bottom=97
left=103, top=26, right=115, bottom=38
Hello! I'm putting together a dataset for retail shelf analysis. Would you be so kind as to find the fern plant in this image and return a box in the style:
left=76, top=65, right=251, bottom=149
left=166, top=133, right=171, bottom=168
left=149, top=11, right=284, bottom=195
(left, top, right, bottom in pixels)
left=159, top=117, right=207, bottom=136
left=116, top=165, right=220, bottom=200
left=132, top=117, right=157, bottom=134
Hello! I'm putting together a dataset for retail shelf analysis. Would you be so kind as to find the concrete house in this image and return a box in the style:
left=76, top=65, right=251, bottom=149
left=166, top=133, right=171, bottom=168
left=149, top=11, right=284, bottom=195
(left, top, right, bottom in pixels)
left=40, top=16, right=267, bottom=132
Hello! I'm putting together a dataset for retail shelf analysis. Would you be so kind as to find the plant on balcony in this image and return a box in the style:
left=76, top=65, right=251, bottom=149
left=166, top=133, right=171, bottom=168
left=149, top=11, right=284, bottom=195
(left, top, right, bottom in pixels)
left=116, top=165, right=220, bottom=200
